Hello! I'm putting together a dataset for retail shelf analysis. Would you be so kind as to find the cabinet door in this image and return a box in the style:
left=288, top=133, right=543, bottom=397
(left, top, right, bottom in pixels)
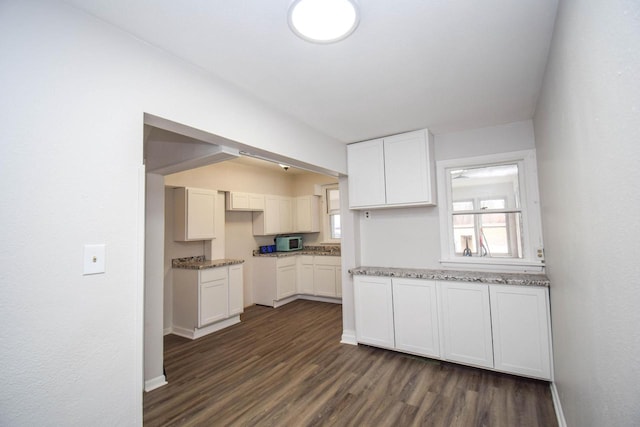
left=314, top=264, right=337, bottom=297
left=347, top=139, right=386, bottom=208
left=490, top=285, right=551, bottom=379
left=392, top=278, right=440, bottom=358
left=298, top=256, right=315, bottom=294
left=228, top=192, right=249, bottom=210
left=228, top=264, right=244, bottom=316
left=439, top=281, right=493, bottom=368
left=186, top=188, right=216, bottom=240
left=248, top=194, right=265, bottom=210
left=279, top=197, right=293, bottom=233
left=263, top=196, right=280, bottom=235
left=294, top=196, right=320, bottom=232
left=384, top=130, right=433, bottom=205
left=199, top=273, right=228, bottom=327
left=276, top=258, right=297, bottom=300
left=354, top=276, right=394, bottom=349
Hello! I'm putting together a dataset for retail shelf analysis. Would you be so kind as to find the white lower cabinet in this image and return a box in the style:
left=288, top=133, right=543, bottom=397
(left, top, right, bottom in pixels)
left=297, top=256, right=315, bottom=295
left=313, top=256, right=341, bottom=298
left=393, top=278, right=440, bottom=358
left=199, top=268, right=229, bottom=326
left=353, top=275, right=552, bottom=380
left=353, top=276, right=395, bottom=349
left=172, top=263, right=244, bottom=339
left=439, top=281, right=494, bottom=369
left=255, top=255, right=342, bottom=307
left=490, top=285, right=552, bottom=379
left=277, top=257, right=297, bottom=300
left=228, top=264, right=244, bottom=316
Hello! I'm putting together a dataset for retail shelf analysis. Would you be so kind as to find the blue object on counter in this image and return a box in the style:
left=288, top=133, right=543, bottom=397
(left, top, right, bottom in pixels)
left=259, top=245, right=277, bottom=254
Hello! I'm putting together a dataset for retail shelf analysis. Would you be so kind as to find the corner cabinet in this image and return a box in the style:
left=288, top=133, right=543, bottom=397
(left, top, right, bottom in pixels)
left=252, top=256, right=297, bottom=307
left=489, top=285, right=552, bottom=379
left=347, top=129, right=436, bottom=209
left=174, top=187, right=217, bottom=241
left=172, top=264, right=244, bottom=339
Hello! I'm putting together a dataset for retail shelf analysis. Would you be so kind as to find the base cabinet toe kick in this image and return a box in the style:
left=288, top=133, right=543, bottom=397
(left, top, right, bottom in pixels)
left=353, top=273, right=553, bottom=381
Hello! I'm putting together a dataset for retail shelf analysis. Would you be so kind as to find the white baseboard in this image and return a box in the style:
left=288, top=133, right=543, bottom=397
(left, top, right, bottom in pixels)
left=144, top=375, right=167, bottom=392
left=550, top=382, right=567, bottom=427
left=297, top=294, right=342, bottom=304
left=171, top=316, right=241, bottom=340
left=341, top=329, right=357, bottom=345
left=163, top=327, right=172, bottom=336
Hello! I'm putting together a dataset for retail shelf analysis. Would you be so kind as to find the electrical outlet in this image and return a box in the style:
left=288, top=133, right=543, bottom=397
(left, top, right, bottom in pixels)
left=84, top=244, right=106, bottom=275
left=364, top=211, right=371, bottom=219
left=536, top=247, right=545, bottom=261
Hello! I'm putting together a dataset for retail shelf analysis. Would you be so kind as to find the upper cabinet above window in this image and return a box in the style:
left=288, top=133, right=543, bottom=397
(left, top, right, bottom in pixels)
left=347, top=129, right=436, bottom=209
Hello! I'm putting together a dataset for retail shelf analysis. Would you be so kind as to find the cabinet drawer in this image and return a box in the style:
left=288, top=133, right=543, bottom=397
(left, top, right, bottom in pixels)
left=200, top=267, right=228, bottom=283
left=277, top=256, right=297, bottom=268
left=314, top=256, right=340, bottom=266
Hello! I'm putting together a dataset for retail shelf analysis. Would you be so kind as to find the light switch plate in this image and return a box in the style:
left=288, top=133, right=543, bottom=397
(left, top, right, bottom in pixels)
left=84, top=244, right=106, bottom=275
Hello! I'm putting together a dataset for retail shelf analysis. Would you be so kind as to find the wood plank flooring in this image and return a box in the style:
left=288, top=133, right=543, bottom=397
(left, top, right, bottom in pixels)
left=144, top=300, right=557, bottom=427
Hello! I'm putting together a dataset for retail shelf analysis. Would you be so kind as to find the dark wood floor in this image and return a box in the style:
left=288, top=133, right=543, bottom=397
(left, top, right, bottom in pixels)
left=144, top=300, right=557, bottom=427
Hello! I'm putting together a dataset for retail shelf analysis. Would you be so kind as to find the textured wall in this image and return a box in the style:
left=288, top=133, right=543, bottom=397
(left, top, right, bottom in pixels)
left=0, top=0, right=344, bottom=425
left=533, top=0, right=640, bottom=425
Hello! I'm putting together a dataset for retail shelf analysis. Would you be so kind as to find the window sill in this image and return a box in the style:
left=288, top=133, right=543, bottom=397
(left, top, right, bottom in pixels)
left=439, top=258, right=545, bottom=273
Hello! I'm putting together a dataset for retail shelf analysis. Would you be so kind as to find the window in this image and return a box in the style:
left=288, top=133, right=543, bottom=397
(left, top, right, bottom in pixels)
left=437, top=150, right=544, bottom=271
left=324, top=184, right=341, bottom=242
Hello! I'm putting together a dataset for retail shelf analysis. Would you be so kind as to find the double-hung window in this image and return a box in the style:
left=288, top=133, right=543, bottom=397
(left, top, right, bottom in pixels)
left=437, top=150, right=544, bottom=272
left=324, top=184, right=341, bottom=242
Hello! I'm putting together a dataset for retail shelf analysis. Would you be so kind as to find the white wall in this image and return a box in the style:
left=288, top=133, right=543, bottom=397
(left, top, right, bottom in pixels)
left=0, top=1, right=345, bottom=425
left=358, top=120, right=536, bottom=268
left=533, top=1, right=640, bottom=426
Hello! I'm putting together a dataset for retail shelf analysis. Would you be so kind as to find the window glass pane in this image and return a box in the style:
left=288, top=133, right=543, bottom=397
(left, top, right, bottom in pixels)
left=453, top=200, right=474, bottom=211
left=452, top=212, right=523, bottom=258
left=450, top=164, right=520, bottom=211
left=480, top=199, right=505, bottom=210
left=327, top=188, right=340, bottom=212
left=330, top=214, right=341, bottom=239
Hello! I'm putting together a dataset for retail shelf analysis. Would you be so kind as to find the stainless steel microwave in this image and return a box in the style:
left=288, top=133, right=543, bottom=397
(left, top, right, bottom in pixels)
left=275, top=236, right=302, bottom=252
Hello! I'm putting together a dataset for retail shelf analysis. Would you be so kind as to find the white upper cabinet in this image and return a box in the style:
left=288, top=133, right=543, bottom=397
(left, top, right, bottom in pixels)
left=225, top=192, right=264, bottom=211
left=174, top=187, right=217, bottom=241
left=347, top=139, right=387, bottom=207
left=294, top=196, right=320, bottom=233
left=347, top=129, right=436, bottom=209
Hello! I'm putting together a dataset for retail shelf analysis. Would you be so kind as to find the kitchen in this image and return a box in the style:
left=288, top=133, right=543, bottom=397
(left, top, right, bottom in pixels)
left=2, top=1, right=638, bottom=426
left=160, top=151, right=342, bottom=337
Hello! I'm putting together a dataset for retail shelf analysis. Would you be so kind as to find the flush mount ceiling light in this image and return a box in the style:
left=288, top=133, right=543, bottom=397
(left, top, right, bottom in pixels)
left=288, top=0, right=360, bottom=44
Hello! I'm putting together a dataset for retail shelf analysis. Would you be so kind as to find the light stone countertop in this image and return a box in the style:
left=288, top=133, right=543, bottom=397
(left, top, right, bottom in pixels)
left=253, top=245, right=341, bottom=258
left=172, top=256, right=245, bottom=270
left=349, top=266, right=550, bottom=287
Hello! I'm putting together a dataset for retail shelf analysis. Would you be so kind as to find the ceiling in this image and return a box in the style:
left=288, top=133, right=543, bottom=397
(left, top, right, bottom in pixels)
left=64, top=0, right=559, bottom=143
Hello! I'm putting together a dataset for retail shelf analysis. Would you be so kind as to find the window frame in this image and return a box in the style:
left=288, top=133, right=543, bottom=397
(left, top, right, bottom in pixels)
left=322, top=184, right=341, bottom=244
left=436, top=149, right=545, bottom=272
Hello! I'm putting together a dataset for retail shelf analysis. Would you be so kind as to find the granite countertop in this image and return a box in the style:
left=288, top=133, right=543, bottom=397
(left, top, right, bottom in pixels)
left=349, top=266, right=550, bottom=287
left=253, top=245, right=341, bottom=258
left=172, top=256, right=245, bottom=270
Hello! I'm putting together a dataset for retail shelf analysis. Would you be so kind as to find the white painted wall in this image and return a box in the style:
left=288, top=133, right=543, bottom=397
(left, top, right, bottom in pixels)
left=533, top=1, right=640, bottom=426
left=0, top=1, right=345, bottom=425
left=358, top=120, right=536, bottom=268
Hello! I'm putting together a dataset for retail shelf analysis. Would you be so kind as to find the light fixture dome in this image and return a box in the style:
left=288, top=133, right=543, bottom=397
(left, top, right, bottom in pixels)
left=288, top=0, right=360, bottom=44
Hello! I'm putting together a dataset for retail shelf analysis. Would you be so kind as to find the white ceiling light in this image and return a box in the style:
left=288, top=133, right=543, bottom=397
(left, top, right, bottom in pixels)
left=288, top=0, right=359, bottom=44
